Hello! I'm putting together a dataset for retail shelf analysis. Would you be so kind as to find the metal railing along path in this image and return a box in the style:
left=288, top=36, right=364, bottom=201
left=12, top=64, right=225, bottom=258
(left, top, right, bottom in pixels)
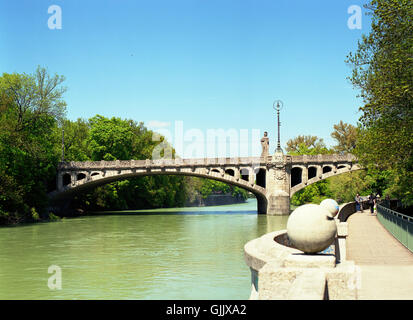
left=377, top=204, right=413, bottom=253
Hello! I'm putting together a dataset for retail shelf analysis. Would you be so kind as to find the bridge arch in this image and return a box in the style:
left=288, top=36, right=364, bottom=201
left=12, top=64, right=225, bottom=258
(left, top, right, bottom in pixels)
left=322, top=165, right=333, bottom=174
left=291, top=166, right=303, bottom=187
left=62, top=172, right=71, bottom=186
left=307, top=166, right=317, bottom=179
left=255, top=167, right=266, bottom=188
left=77, top=172, right=87, bottom=182
left=290, top=165, right=364, bottom=197
left=51, top=166, right=268, bottom=214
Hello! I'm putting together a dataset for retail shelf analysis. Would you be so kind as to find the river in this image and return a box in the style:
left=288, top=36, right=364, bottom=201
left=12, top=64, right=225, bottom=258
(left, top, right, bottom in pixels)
left=0, top=199, right=288, bottom=300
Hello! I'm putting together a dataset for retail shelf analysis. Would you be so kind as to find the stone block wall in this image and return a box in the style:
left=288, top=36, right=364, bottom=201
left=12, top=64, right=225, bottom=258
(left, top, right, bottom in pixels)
left=244, top=228, right=359, bottom=300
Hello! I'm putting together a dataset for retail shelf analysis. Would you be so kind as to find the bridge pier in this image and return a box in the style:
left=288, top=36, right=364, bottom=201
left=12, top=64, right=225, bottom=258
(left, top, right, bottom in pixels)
left=266, top=190, right=290, bottom=215
left=256, top=194, right=268, bottom=214
left=264, top=151, right=291, bottom=215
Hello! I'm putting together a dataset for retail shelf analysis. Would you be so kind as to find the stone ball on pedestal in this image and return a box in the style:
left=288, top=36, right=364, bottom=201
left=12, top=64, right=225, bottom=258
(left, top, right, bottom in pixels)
left=287, top=204, right=337, bottom=254
left=320, top=199, right=340, bottom=217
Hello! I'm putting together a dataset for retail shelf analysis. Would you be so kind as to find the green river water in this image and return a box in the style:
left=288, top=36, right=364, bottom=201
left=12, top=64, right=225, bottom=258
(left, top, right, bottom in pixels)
left=0, top=199, right=288, bottom=300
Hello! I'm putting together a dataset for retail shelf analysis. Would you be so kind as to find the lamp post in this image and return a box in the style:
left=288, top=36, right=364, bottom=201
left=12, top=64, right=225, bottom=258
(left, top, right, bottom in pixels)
left=273, top=100, right=284, bottom=154
left=61, top=127, right=65, bottom=162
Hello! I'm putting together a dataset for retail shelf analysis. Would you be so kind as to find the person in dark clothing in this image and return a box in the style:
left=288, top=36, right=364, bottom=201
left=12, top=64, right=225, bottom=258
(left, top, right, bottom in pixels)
left=355, top=193, right=362, bottom=212
left=368, top=193, right=376, bottom=214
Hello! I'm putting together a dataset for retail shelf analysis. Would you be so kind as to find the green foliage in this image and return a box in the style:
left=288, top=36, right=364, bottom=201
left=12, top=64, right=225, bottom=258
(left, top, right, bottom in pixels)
left=327, top=171, right=374, bottom=203
left=0, top=67, right=65, bottom=224
left=61, top=118, right=91, bottom=161
left=287, top=135, right=334, bottom=205
left=230, top=185, right=249, bottom=200
left=88, top=115, right=135, bottom=161
left=199, top=180, right=230, bottom=198
left=195, top=179, right=247, bottom=200
left=67, top=114, right=248, bottom=211
left=31, top=207, right=40, bottom=221
left=0, top=67, right=203, bottom=222
left=331, top=121, right=358, bottom=153
left=68, top=114, right=188, bottom=211
left=346, top=0, right=413, bottom=205
left=286, top=135, right=332, bottom=155
left=291, top=180, right=332, bottom=206
left=48, top=212, right=61, bottom=221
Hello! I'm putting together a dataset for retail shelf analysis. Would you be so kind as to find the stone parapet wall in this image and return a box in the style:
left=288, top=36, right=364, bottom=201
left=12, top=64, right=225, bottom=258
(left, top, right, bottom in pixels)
left=244, top=229, right=359, bottom=300
left=337, top=200, right=370, bottom=222
left=58, top=157, right=267, bottom=170
left=289, top=153, right=357, bottom=164
left=58, top=154, right=358, bottom=170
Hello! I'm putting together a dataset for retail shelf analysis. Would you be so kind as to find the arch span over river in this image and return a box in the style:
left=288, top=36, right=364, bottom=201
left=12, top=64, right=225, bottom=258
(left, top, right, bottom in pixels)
left=50, top=153, right=361, bottom=215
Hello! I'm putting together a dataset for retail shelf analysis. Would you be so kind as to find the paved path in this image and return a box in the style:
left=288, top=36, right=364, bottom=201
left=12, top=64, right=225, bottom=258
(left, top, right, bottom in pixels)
left=347, top=210, right=413, bottom=299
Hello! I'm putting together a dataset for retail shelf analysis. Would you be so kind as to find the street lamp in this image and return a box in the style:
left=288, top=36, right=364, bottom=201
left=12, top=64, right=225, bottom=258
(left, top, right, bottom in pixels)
left=273, top=100, right=284, bottom=153
left=61, top=127, right=65, bottom=162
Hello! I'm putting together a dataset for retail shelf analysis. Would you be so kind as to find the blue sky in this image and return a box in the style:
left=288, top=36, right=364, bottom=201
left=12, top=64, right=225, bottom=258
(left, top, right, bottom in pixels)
left=0, top=0, right=370, bottom=157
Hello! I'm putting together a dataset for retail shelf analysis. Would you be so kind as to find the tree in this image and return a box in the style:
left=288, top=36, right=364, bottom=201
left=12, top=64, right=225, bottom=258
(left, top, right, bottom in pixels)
left=346, top=0, right=413, bottom=205
left=0, top=67, right=65, bottom=223
left=0, top=66, right=66, bottom=132
left=70, top=115, right=189, bottom=211
left=327, top=171, right=374, bottom=203
left=61, top=118, right=91, bottom=161
left=285, top=135, right=331, bottom=155
left=331, top=121, right=358, bottom=153
left=88, top=115, right=134, bottom=161
left=287, top=135, right=332, bottom=205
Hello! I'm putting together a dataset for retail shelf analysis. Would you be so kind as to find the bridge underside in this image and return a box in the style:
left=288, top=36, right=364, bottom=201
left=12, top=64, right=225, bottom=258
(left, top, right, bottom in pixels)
left=50, top=170, right=269, bottom=214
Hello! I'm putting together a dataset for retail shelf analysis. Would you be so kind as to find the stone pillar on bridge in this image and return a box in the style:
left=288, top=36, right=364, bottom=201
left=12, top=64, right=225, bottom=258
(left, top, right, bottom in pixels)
left=302, top=165, right=308, bottom=186
left=265, top=150, right=291, bottom=215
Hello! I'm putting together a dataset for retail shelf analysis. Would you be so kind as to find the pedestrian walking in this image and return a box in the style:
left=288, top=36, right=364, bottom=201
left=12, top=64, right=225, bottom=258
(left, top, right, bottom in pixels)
left=368, top=193, right=376, bottom=215
left=374, top=194, right=380, bottom=214
left=355, top=193, right=361, bottom=212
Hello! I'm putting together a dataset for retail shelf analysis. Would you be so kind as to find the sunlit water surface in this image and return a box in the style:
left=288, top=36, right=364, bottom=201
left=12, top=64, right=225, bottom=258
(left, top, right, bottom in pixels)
left=0, top=199, right=288, bottom=299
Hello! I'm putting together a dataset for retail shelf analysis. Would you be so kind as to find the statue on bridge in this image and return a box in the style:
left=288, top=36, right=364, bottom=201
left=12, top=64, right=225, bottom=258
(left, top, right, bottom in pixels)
left=261, top=131, right=269, bottom=158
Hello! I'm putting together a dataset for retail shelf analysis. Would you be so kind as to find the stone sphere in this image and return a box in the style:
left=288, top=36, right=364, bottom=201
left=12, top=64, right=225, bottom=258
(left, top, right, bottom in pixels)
left=320, top=199, right=339, bottom=217
left=287, top=204, right=337, bottom=254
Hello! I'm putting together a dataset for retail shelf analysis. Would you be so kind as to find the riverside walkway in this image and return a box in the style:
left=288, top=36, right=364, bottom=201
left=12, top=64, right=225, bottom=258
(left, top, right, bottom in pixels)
left=346, top=209, right=413, bottom=299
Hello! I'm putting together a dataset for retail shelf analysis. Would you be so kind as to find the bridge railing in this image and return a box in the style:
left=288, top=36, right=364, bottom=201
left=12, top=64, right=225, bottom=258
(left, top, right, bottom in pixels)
left=58, top=154, right=357, bottom=170
left=377, top=204, right=413, bottom=253
left=289, top=154, right=357, bottom=164
left=58, top=156, right=267, bottom=170
left=337, top=199, right=370, bottom=222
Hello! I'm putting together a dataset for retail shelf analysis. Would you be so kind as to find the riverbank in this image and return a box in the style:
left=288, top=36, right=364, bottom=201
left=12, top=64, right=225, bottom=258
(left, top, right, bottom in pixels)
left=88, top=198, right=255, bottom=216
left=185, top=194, right=247, bottom=207
left=1, top=193, right=248, bottom=226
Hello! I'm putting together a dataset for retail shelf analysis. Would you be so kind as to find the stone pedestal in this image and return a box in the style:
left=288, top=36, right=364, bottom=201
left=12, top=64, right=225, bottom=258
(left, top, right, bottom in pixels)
left=244, top=230, right=359, bottom=300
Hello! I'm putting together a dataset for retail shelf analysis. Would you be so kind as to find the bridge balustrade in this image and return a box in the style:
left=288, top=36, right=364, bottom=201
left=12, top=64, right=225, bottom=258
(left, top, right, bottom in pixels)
left=377, top=204, right=413, bottom=253
left=337, top=199, right=370, bottom=222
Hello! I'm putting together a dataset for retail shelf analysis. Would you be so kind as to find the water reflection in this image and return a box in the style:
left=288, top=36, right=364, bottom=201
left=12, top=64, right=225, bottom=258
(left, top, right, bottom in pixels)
left=263, top=215, right=289, bottom=234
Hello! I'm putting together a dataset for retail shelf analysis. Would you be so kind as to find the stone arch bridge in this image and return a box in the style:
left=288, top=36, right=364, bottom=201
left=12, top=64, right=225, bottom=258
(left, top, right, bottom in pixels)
left=50, top=153, right=361, bottom=215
